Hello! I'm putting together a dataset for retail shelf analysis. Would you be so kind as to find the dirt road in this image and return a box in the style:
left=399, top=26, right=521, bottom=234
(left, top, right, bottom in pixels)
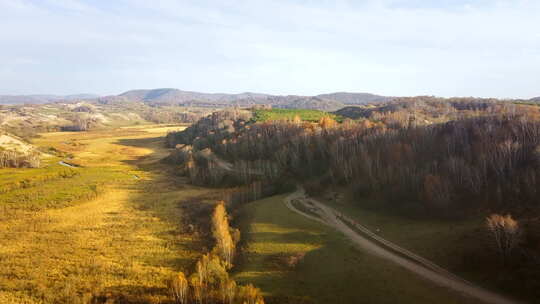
left=284, top=188, right=522, bottom=304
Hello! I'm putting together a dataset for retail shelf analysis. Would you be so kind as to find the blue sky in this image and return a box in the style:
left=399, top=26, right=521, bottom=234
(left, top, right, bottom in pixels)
left=0, top=0, right=539, bottom=98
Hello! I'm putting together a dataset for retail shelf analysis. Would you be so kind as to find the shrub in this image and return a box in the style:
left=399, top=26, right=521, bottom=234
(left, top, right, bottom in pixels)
left=486, top=214, right=521, bottom=262
left=169, top=272, right=189, bottom=304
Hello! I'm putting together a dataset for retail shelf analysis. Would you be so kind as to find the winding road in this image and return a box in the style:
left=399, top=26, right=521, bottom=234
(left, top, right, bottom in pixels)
left=58, top=160, right=78, bottom=168
left=284, top=188, right=522, bottom=304
left=208, top=153, right=521, bottom=303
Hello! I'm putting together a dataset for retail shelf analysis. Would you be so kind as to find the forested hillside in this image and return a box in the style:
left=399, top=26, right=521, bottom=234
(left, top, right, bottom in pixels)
left=165, top=100, right=540, bottom=301
left=167, top=101, right=540, bottom=216
left=113, top=88, right=391, bottom=109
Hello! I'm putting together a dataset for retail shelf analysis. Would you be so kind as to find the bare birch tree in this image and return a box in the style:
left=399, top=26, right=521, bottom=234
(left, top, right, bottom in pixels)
left=486, top=214, right=521, bottom=262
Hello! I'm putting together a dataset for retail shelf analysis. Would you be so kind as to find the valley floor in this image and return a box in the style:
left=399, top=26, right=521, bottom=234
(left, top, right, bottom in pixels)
left=0, top=125, right=216, bottom=303
left=0, top=125, right=518, bottom=304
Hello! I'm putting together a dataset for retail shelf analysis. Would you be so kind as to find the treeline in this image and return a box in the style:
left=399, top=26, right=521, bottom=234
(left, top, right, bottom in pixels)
left=329, top=115, right=540, bottom=215
left=166, top=108, right=253, bottom=150
left=167, top=102, right=540, bottom=218
left=228, top=115, right=540, bottom=216
left=62, top=113, right=101, bottom=131
left=142, top=107, right=209, bottom=124
left=335, top=96, right=537, bottom=126
left=169, top=202, right=264, bottom=304
left=0, top=150, right=40, bottom=168
left=212, top=203, right=240, bottom=266
left=166, top=102, right=540, bottom=301
left=222, top=181, right=292, bottom=208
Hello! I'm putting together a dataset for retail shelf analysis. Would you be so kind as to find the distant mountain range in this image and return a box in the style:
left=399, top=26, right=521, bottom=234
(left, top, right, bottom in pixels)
left=109, top=88, right=392, bottom=111
left=118, top=88, right=271, bottom=104
left=0, top=94, right=99, bottom=105
left=3, top=89, right=539, bottom=110
left=0, top=89, right=391, bottom=110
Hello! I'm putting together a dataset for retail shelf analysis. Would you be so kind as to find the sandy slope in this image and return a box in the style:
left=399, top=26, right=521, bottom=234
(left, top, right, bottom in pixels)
left=0, top=134, right=34, bottom=153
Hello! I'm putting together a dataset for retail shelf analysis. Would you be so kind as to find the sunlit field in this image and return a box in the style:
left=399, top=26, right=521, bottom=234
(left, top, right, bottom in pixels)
left=0, top=125, right=219, bottom=303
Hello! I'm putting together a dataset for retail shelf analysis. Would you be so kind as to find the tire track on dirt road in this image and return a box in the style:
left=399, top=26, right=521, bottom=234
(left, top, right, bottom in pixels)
left=284, top=188, right=522, bottom=304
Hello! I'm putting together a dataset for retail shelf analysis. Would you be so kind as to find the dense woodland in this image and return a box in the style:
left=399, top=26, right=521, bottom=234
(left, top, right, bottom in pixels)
left=0, top=149, right=40, bottom=168
left=166, top=99, right=540, bottom=299
left=167, top=99, right=540, bottom=217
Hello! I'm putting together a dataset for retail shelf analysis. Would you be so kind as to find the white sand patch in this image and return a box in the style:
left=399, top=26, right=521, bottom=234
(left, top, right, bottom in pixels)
left=0, top=134, right=34, bottom=153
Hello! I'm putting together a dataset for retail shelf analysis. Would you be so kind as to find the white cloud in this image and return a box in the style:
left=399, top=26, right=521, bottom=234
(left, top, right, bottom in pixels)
left=44, top=0, right=95, bottom=12
left=0, top=0, right=538, bottom=98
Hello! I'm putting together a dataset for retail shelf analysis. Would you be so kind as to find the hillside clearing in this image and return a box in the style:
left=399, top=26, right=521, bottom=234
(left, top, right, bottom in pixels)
left=314, top=190, right=529, bottom=302
left=234, top=194, right=477, bottom=304
left=287, top=189, right=518, bottom=304
left=252, top=108, right=341, bottom=122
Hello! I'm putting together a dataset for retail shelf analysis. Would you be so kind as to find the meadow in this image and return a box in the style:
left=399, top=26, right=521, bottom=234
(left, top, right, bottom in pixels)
left=0, top=125, right=218, bottom=303
left=252, top=109, right=342, bottom=122
left=234, top=195, right=477, bottom=304
left=0, top=119, right=519, bottom=304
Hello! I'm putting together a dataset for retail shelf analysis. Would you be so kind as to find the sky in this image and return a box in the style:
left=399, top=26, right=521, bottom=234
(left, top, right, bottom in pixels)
left=0, top=0, right=539, bottom=98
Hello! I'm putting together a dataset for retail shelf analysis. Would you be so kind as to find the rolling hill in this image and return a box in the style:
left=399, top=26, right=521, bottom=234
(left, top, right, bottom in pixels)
left=0, top=94, right=100, bottom=105
left=316, top=92, right=392, bottom=104
left=114, top=88, right=389, bottom=110
left=1, top=88, right=392, bottom=111
left=119, top=88, right=271, bottom=104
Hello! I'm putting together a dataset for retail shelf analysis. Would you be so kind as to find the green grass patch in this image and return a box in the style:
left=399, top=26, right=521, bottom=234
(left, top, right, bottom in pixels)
left=321, top=194, right=484, bottom=271
left=0, top=160, right=78, bottom=193
left=234, top=194, right=475, bottom=304
left=0, top=163, right=130, bottom=212
left=315, top=192, right=534, bottom=300
left=252, top=109, right=342, bottom=123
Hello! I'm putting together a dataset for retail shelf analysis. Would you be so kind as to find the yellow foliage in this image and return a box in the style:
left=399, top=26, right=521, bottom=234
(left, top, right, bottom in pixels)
left=318, top=116, right=337, bottom=129
left=169, top=272, right=189, bottom=304
left=212, top=202, right=236, bottom=266
left=486, top=213, right=520, bottom=260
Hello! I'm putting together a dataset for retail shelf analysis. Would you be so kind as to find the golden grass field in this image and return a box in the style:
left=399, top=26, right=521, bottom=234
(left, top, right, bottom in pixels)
left=0, top=125, right=216, bottom=303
